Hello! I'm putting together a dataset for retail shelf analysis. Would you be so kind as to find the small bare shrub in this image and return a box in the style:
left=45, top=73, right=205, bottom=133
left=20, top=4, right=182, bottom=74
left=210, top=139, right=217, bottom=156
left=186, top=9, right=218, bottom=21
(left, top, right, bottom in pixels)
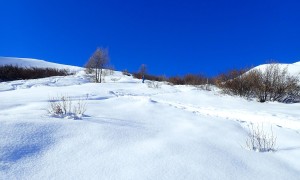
left=245, top=124, right=277, bottom=152
left=196, top=84, right=212, bottom=91
left=48, top=95, right=87, bottom=119
left=49, top=100, right=64, bottom=115
left=48, top=96, right=72, bottom=116
left=72, top=99, right=87, bottom=119
left=111, top=77, right=121, bottom=82
left=147, top=81, right=162, bottom=89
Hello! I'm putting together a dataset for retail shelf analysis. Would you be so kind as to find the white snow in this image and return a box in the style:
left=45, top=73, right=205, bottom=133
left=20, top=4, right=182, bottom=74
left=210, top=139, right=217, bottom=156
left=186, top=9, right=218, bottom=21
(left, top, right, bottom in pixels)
left=1, top=58, right=300, bottom=179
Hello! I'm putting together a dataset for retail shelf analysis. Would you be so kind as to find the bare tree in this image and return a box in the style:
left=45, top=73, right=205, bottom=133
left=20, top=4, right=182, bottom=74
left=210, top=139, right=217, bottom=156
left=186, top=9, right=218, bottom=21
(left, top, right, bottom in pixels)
left=85, top=48, right=109, bottom=83
left=137, top=64, right=147, bottom=83
left=138, top=64, right=147, bottom=77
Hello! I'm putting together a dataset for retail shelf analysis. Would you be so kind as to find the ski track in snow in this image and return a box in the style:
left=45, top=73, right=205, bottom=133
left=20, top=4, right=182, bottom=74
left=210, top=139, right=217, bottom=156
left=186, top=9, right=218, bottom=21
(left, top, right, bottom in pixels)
left=103, top=89, right=300, bottom=133
left=150, top=98, right=300, bottom=132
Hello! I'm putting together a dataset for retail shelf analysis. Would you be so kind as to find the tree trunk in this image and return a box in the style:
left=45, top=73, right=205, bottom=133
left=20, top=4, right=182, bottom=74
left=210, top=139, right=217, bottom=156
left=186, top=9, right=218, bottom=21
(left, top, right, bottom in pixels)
left=99, top=68, right=102, bottom=83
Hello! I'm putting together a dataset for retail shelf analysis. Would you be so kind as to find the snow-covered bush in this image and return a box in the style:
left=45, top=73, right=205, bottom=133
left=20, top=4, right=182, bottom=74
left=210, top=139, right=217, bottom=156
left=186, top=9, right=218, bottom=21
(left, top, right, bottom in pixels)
left=147, top=81, right=161, bottom=89
left=245, top=124, right=277, bottom=152
left=72, top=99, right=87, bottom=119
left=196, top=84, right=212, bottom=91
left=111, top=77, right=121, bottom=82
left=48, top=95, right=87, bottom=119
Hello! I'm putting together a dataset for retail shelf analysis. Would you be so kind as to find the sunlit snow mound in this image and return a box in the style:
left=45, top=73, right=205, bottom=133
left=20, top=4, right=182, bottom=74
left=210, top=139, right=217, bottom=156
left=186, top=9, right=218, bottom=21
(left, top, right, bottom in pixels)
left=0, top=57, right=83, bottom=72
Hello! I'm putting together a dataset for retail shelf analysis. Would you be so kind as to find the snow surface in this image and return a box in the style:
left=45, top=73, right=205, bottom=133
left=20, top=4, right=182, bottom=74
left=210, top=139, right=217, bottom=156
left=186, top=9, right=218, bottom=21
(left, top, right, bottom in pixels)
left=1, top=58, right=300, bottom=179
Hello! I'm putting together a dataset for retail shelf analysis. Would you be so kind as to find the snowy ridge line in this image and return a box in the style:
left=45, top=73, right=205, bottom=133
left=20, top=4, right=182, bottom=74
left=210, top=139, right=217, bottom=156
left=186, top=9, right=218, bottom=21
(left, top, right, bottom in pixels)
left=0, top=56, right=83, bottom=71
left=252, top=62, right=300, bottom=77
left=151, top=98, right=300, bottom=131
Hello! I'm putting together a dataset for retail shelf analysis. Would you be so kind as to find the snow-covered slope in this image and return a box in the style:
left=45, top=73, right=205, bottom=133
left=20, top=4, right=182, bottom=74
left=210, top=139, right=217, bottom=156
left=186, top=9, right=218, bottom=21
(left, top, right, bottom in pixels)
left=0, top=57, right=83, bottom=71
left=1, top=59, right=300, bottom=179
left=252, top=61, right=300, bottom=77
left=294, top=61, right=300, bottom=65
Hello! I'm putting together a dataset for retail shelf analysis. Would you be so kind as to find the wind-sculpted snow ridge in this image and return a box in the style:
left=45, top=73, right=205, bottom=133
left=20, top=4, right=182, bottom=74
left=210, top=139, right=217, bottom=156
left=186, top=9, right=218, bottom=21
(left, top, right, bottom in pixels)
left=0, top=59, right=300, bottom=179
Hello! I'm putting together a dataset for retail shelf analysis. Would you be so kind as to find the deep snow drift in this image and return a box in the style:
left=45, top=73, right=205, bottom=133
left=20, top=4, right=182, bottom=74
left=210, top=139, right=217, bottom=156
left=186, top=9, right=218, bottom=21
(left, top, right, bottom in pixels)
left=0, top=58, right=300, bottom=179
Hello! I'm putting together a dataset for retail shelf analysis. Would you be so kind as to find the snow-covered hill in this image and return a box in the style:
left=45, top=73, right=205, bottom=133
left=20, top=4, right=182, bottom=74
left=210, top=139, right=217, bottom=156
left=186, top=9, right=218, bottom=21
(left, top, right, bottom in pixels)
left=252, top=61, right=300, bottom=77
left=0, top=57, right=83, bottom=71
left=1, top=58, right=300, bottom=179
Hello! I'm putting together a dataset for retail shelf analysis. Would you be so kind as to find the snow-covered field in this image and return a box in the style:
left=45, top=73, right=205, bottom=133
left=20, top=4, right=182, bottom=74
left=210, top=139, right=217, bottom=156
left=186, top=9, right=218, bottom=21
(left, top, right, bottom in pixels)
left=1, top=58, right=300, bottom=179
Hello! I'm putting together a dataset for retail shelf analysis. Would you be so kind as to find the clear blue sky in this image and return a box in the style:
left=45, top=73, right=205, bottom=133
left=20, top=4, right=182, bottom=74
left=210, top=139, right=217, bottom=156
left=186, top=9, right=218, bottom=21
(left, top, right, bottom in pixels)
left=1, top=0, right=300, bottom=76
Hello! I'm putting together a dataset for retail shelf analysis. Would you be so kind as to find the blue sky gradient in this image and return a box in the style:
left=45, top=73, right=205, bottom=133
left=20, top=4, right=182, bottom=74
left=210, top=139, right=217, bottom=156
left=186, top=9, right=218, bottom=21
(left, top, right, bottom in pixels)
left=1, top=0, right=300, bottom=76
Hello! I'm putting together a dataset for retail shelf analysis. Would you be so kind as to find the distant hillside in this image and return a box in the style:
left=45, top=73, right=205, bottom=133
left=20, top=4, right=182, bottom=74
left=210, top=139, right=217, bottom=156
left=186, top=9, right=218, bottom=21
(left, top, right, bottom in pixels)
left=0, top=57, right=83, bottom=71
left=251, top=61, right=300, bottom=77
left=0, top=57, right=84, bottom=82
